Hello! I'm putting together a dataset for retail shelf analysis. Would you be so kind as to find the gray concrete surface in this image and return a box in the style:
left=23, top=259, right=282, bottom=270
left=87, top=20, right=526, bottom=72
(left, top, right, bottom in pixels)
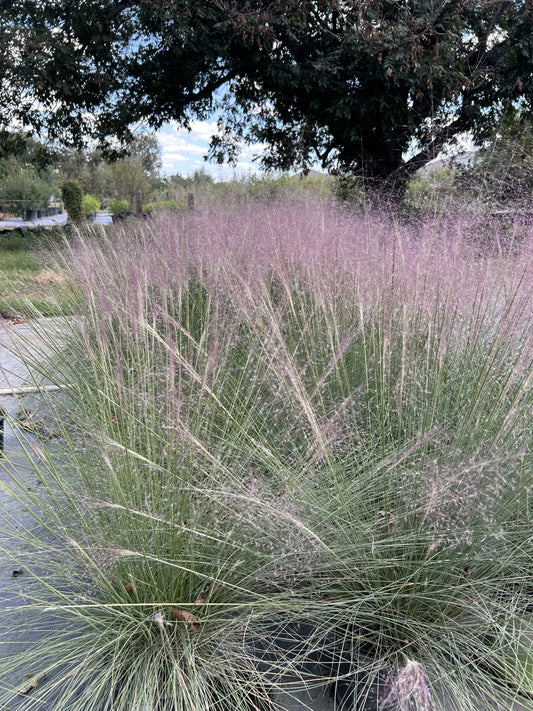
left=0, top=320, right=37, bottom=392
left=0, top=212, right=112, bottom=229
left=0, top=319, right=57, bottom=709
left=0, top=317, right=69, bottom=394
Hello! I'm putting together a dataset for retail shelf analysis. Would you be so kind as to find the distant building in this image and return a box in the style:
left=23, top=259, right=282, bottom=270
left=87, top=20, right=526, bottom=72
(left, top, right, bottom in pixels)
left=417, top=151, right=476, bottom=176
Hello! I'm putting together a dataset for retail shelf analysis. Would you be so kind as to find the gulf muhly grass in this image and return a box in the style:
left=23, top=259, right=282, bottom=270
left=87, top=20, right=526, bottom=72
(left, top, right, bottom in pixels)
left=0, top=201, right=532, bottom=710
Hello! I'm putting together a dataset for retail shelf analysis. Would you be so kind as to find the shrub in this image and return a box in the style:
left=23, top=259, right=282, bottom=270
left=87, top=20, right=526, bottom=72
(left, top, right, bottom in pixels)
left=458, top=115, right=533, bottom=209
left=403, top=166, right=459, bottom=216
left=331, top=172, right=365, bottom=206
left=143, top=198, right=186, bottom=214
left=108, top=197, right=129, bottom=216
left=81, top=193, right=100, bottom=216
left=248, top=172, right=333, bottom=202
left=61, top=179, right=83, bottom=223
left=0, top=166, right=52, bottom=215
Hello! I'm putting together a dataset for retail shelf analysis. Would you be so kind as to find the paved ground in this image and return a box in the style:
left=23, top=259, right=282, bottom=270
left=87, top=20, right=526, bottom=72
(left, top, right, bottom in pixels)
left=0, top=318, right=67, bottom=394
left=0, top=320, right=58, bottom=708
left=0, top=212, right=113, bottom=229
left=0, top=319, right=88, bottom=709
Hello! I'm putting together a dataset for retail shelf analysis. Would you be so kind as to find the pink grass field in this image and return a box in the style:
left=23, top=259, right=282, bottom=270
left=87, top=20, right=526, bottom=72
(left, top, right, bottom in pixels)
left=71, top=201, right=533, bottom=348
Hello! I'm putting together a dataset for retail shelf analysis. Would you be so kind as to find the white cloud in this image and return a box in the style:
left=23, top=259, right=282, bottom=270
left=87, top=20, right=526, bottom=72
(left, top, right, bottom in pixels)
left=157, top=119, right=265, bottom=178
left=161, top=156, right=188, bottom=167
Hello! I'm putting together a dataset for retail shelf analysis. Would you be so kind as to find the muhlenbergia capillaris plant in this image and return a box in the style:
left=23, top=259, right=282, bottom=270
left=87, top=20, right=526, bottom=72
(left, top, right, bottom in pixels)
left=0, top=201, right=532, bottom=710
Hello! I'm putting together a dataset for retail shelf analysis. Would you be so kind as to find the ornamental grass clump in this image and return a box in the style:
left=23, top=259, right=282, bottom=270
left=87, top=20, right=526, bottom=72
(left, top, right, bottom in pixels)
left=0, top=201, right=531, bottom=710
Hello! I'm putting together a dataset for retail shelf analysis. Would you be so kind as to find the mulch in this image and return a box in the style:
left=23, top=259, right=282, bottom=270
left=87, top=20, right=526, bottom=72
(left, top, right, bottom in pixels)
left=0, top=317, right=25, bottom=325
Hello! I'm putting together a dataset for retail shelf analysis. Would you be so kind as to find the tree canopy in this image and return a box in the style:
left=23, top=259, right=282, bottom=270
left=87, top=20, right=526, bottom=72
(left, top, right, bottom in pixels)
left=1, top=0, right=532, bottom=193
left=56, top=131, right=163, bottom=204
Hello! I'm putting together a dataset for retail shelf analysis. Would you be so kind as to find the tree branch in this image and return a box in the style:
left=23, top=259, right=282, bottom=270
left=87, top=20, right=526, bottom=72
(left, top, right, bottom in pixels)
left=105, top=0, right=144, bottom=21
left=400, top=116, right=469, bottom=178
left=176, top=68, right=239, bottom=106
left=465, top=1, right=512, bottom=74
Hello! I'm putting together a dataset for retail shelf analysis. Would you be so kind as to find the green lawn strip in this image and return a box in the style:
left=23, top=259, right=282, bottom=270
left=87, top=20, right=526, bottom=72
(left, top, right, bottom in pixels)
left=0, top=230, right=77, bottom=317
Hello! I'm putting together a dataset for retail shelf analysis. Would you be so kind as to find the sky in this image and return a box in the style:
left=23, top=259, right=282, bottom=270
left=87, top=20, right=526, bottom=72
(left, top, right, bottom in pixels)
left=156, top=120, right=477, bottom=181
left=156, top=120, right=265, bottom=180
